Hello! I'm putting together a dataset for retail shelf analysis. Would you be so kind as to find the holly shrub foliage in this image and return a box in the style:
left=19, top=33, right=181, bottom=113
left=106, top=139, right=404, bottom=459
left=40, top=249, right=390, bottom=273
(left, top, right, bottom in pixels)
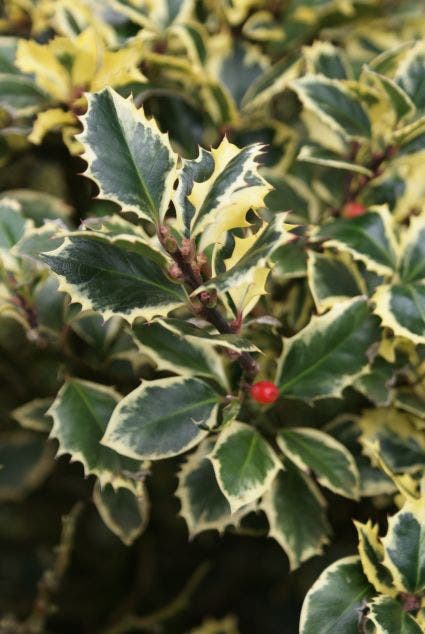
left=1, top=0, right=425, bottom=632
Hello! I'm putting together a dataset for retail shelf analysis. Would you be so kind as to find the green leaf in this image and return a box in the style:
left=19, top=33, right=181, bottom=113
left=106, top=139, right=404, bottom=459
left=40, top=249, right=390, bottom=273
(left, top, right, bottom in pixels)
left=12, top=397, right=53, bottom=433
left=353, top=356, right=395, bottom=407
left=326, top=416, right=395, bottom=497
left=276, top=298, right=380, bottom=401
left=373, top=283, right=425, bottom=345
left=242, top=53, right=302, bottom=111
left=368, top=596, right=423, bottom=634
left=202, top=213, right=288, bottom=296
left=363, top=66, right=415, bottom=121
left=79, top=87, right=178, bottom=223
left=0, top=431, right=55, bottom=501
left=382, top=498, right=425, bottom=593
left=102, top=377, right=220, bottom=460
left=399, top=214, right=425, bottom=284
left=173, top=147, right=215, bottom=238
left=43, top=233, right=187, bottom=324
left=0, top=189, right=72, bottom=225
left=187, top=138, right=272, bottom=249
left=0, top=198, right=32, bottom=249
left=354, top=520, right=395, bottom=596
left=307, top=250, right=365, bottom=314
left=277, top=427, right=360, bottom=499
left=271, top=240, right=307, bottom=280
left=48, top=379, right=145, bottom=489
left=261, top=461, right=330, bottom=570
left=209, top=421, right=281, bottom=512
left=12, top=222, right=64, bottom=262
left=176, top=438, right=241, bottom=537
left=93, top=481, right=150, bottom=546
left=0, top=73, right=48, bottom=114
left=304, top=41, right=350, bottom=80
left=358, top=407, right=425, bottom=474
left=150, top=318, right=261, bottom=353
left=291, top=75, right=371, bottom=139
left=298, top=145, right=373, bottom=176
left=316, top=207, right=397, bottom=276
left=395, top=41, right=425, bottom=111
left=299, top=556, right=375, bottom=634
left=132, top=320, right=228, bottom=387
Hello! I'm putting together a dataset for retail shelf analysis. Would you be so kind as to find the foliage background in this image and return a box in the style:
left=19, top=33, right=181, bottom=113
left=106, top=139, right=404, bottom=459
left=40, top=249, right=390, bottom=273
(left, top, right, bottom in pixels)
left=0, top=0, right=424, bottom=632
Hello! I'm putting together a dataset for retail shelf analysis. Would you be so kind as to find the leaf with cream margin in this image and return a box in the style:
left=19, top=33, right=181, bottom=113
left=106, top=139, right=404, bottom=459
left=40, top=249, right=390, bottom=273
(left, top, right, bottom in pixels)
left=381, top=498, right=425, bottom=594
left=209, top=421, right=281, bottom=513
left=368, top=596, right=423, bottom=634
left=277, top=427, right=360, bottom=499
left=373, top=283, right=425, bottom=345
left=299, top=556, right=375, bottom=634
left=276, top=298, right=380, bottom=401
left=316, top=207, right=398, bottom=277
left=78, top=87, right=178, bottom=224
left=354, top=520, right=396, bottom=596
left=102, top=376, right=221, bottom=461
left=185, top=137, right=272, bottom=250
left=261, top=460, right=330, bottom=570
left=93, top=480, right=150, bottom=546
left=42, top=233, right=187, bottom=324
left=132, top=320, right=228, bottom=388
left=200, top=214, right=288, bottom=307
left=176, top=438, right=253, bottom=538
left=48, top=379, right=146, bottom=490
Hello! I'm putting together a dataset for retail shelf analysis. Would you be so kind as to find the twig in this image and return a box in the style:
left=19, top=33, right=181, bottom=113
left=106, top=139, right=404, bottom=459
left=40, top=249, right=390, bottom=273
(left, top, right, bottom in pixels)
left=24, top=502, right=83, bottom=634
left=103, top=562, right=211, bottom=634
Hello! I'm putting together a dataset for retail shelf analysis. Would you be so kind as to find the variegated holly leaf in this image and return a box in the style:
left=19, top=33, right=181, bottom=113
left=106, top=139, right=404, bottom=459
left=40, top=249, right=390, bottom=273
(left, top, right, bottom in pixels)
left=399, top=213, right=425, bottom=284
left=12, top=397, right=53, bottom=433
left=78, top=88, right=178, bottom=224
left=271, top=240, right=307, bottom=280
left=242, top=11, right=283, bottom=43
left=0, top=198, right=33, bottom=249
left=102, top=377, right=220, bottom=460
left=354, top=520, right=396, bottom=596
left=209, top=421, right=281, bottom=512
left=132, top=320, right=228, bottom=388
left=48, top=379, right=145, bottom=490
left=326, top=417, right=395, bottom=497
left=277, top=428, right=360, bottom=499
left=395, top=41, right=425, bottom=112
left=353, top=356, right=395, bottom=407
left=290, top=75, right=372, bottom=140
left=316, top=207, right=397, bottom=276
left=201, top=214, right=288, bottom=303
left=297, top=145, right=373, bottom=176
left=303, top=41, right=350, bottom=80
left=362, top=66, right=415, bottom=122
left=373, top=283, right=425, bottom=345
left=299, top=556, right=375, bottom=634
left=242, top=53, right=303, bottom=111
left=0, top=74, right=49, bottom=115
left=149, top=318, right=260, bottom=353
left=368, top=596, right=423, bottom=634
left=0, top=189, right=72, bottom=225
left=93, top=481, right=150, bottom=546
left=382, top=498, right=425, bottom=593
left=179, top=137, right=272, bottom=249
left=176, top=438, right=252, bottom=538
left=261, top=460, right=330, bottom=570
left=307, top=250, right=365, bottom=314
left=358, top=408, right=425, bottom=473
left=276, top=298, right=380, bottom=401
left=12, top=222, right=64, bottom=262
left=43, top=233, right=187, bottom=323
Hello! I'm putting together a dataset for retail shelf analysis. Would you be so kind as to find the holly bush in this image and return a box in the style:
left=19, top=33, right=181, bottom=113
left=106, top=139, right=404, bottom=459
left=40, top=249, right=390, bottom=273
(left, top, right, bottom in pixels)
left=1, top=1, right=425, bottom=633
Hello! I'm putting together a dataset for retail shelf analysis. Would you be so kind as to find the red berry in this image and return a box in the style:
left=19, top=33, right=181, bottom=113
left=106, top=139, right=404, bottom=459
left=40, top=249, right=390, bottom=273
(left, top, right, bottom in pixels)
left=250, top=381, right=279, bottom=404
left=342, top=202, right=366, bottom=218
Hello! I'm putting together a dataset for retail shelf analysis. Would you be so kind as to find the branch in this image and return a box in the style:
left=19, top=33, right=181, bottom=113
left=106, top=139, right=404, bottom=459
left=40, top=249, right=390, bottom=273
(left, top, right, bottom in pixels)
left=103, top=562, right=211, bottom=634
left=160, top=230, right=259, bottom=380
